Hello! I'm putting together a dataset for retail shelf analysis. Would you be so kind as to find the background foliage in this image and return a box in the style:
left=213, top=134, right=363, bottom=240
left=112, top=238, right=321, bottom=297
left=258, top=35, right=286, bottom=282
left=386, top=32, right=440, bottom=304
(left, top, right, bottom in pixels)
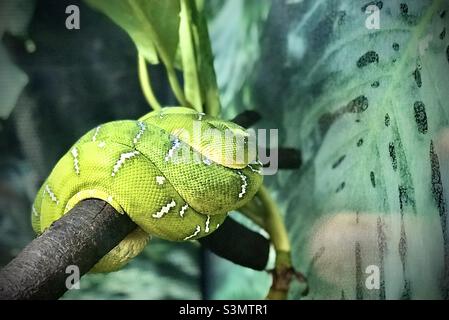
left=1, top=0, right=449, bottom=300
left=208, top=0, right=449, bottom=299
left=0, top=0, right=200, bottom=300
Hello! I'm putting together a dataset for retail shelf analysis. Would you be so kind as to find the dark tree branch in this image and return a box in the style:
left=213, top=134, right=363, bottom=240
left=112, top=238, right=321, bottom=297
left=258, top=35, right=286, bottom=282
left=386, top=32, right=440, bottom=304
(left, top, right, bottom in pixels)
left=269, top=147, right=302, bottom=169
left=198, top=217, right=270, bottom=271
left=230, top=110, right=261, bottom=128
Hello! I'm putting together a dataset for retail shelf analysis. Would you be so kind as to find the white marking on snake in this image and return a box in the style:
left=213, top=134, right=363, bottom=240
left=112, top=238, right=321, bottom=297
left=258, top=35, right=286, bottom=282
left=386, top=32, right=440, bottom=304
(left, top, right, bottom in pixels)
left=216, top=223, right=220, bottom=229
left=107, top=196, right=113, bottom=203
left=165, top=138, right=181, bottom=162
left=205, top=215, right=211, bottom=233
left=92, top=126, right=101, bottom=142
left=248, top=164, right=262, bottom=174
left=133, top=121, right=146, bottom=144
left=237, top=171, right=248, bottom=198
left=111, top=151, right=139, bottom=177
left=179, top=204, right=188, bottom=217
left=98, top=141, right=106, bottom=148
left=184, top=225, right=201, bottom=240
left=32, top=206, right=38, bottom=217
left=45, top=185, right=59, bottom=205
left=203, top=157, right=212, bottom=166
left=71, top=147, right=80, bottom=175
left=197, top=112, right=206, bottom=121
left=156, top=176, right=165, bottom=185
left=152, top=200, right=176, bottom=218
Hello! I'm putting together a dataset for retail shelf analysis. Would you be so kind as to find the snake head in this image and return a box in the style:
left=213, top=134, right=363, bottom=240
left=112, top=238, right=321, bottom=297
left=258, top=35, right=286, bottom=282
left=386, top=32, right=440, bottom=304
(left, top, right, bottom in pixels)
left=140, top=107, right=259, bottom=169
left=139, top=107, right=263, bottom=215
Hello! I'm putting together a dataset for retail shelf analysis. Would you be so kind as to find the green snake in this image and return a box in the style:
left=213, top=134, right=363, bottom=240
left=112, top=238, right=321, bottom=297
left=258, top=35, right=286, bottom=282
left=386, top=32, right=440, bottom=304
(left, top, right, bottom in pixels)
left=31, top=107, right=263, bottom=272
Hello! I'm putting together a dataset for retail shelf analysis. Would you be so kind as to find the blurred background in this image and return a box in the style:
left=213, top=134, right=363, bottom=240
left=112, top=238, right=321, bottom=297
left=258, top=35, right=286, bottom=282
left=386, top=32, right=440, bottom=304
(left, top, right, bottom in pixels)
left=1, top=0, right=449, bottom=299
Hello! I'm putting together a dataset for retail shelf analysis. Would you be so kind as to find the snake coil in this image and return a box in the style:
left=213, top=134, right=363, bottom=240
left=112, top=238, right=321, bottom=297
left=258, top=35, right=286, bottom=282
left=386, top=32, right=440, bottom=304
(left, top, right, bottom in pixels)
left=31, top=107, right=263, bottom=272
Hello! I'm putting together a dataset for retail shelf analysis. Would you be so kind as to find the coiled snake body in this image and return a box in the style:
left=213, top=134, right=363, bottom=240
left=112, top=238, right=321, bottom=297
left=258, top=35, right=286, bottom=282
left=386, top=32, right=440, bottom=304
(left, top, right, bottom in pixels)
left=31, top=107, right=263, bottom=272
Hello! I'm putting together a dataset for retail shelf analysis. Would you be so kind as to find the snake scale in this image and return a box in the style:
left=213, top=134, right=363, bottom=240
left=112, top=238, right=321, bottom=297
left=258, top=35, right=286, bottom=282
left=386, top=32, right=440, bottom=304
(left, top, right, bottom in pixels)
left=31, top=107, right=263, bottom=272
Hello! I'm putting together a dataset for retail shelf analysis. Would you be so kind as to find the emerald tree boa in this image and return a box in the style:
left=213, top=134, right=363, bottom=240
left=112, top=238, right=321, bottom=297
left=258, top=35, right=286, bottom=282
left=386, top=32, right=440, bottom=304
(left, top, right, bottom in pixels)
left=31, top=107, right=263, bottom=272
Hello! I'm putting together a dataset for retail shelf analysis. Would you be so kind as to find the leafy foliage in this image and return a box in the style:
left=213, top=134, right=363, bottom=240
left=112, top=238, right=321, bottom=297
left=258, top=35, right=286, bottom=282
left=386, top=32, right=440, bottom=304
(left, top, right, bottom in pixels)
left=209, top=0, right=449, bottom=299
left=86, top=0, right=221, bottom=115
left=0, top=0, right=34, bottom=119
left=63, top=240, right=200, bottom=299
left=85, top=0, right=180, bottom=65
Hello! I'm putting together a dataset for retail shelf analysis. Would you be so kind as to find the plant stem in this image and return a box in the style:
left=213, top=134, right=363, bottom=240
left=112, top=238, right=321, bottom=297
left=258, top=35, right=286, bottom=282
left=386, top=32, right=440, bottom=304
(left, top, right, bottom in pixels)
left=128, top=0, right=192, bottom=110
left=166, top=64, right=194, bottom=109
left=257, top=185, right=291, bottom=253
left=138, top=53, right=162, bottom=111
left=257, top=185, right=306, bottom=300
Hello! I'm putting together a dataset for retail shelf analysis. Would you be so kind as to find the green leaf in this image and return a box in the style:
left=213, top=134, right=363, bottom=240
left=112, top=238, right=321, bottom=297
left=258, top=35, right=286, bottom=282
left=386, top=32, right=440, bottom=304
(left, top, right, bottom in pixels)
left=210, top=0, right=449, bottom=299
left=0, top=0, right=35, bottom=36
left=207, top=0, right=270, bottom=111
left=282, top=0, right=449, bottom=299
left=0, top=0, right=34, bottom=119
left=85, top=0, right=180, bottom=65
left=191, top=1, right=222, bottom=116
left=178, top=0, right=221, bottom=115
left=179, top=0, right=203, bottom=110
left=0, top=44, right=28, bottom=120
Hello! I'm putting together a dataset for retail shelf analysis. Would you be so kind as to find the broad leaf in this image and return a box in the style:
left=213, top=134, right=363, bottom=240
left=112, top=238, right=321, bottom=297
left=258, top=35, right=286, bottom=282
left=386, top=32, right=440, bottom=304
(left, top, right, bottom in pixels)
left=85, top=0, right=180, bottom=65
left=0, top=0, right=33, bottom=119
left=0, top=46, right=28, bottom=119
left=209, top=0, right=449, bottom=299
left=178, top=0, right=222, bottom=115
left=208, top=0, right=270, bottom=111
